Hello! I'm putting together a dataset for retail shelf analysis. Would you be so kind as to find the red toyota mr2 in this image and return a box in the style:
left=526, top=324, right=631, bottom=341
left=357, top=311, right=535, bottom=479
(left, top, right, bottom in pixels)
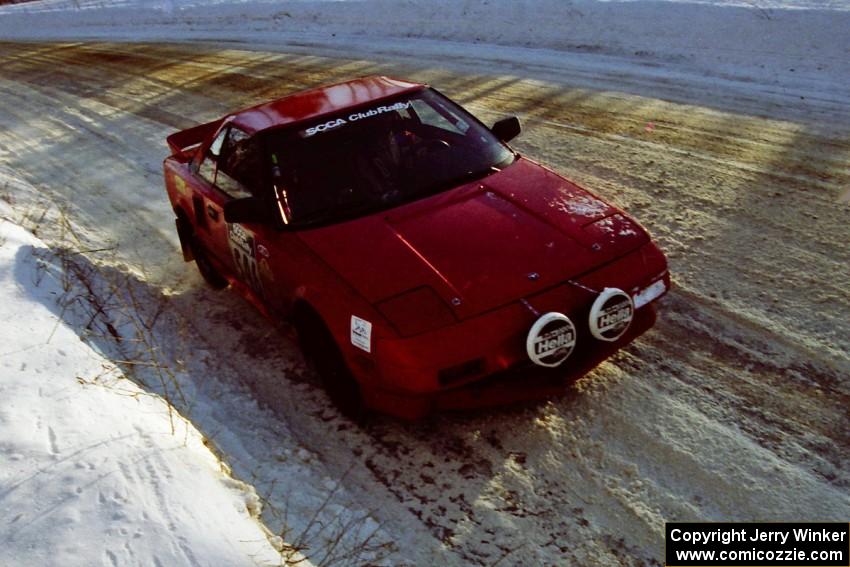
left=163, top=76, right=669, bottom=419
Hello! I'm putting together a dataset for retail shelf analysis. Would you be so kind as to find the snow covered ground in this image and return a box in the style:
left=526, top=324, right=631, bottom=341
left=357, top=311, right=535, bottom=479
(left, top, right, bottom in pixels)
left=0, top=207, right=289, bottom=566
left=0, top=1, right=848, bottom=566
left=0, top=168, right=397, bottom=565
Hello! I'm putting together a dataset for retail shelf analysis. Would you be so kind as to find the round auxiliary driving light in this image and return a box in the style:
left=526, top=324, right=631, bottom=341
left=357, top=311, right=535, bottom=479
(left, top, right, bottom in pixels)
left=526, top=312, right=577, bottom=367
left=589, top=287, right=634, bottom=342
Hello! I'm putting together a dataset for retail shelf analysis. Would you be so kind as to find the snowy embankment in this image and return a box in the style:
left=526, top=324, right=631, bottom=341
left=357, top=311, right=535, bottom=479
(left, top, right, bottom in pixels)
left=0, top=208, right=290, bottom=566
left=0, top=164, right=393, bottom=565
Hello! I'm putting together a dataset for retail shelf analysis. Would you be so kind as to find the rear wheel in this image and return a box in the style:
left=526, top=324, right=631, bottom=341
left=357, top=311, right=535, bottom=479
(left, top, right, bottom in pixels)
left=294, top=307, right=365, bottom=421
left=190, top=239, right=228, bottom=290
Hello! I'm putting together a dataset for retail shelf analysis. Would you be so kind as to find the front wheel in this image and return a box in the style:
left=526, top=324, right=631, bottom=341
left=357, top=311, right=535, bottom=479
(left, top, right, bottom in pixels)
left=294, top=309, right=365, bottom=421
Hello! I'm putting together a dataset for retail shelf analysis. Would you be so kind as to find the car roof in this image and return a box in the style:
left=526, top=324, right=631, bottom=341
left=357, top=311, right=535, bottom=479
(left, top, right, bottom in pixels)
left=228, top=75, right=426, bottom=134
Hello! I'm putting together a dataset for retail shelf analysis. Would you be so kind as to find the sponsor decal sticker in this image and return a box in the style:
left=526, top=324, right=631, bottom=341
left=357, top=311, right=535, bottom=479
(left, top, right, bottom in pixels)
left=227, top=223, right=255, bottom=259
left=227, top=223, right=263, bottom=296
left=589, top=288, right=634, bottom=342
left=526, top=312, right=577, bottom=367
left=351, top=315, right=372, bottom=353
left=173, top=174, right=188, bottom=197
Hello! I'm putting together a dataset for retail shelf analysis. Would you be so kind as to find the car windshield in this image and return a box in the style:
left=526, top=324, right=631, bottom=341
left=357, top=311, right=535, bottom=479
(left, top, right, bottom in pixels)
left=264, top=88, right=515, bottom=227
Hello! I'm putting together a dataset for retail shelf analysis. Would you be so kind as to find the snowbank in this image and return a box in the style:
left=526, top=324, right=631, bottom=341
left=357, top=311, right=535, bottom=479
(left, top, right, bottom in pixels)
left=0, top=213, right=286, bottom=566
left=0, top=163, right=395, bottom=565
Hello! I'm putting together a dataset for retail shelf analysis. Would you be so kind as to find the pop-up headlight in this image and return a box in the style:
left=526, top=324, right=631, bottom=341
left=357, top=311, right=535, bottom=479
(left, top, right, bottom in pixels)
left=376, top=286, right=457, bottom=337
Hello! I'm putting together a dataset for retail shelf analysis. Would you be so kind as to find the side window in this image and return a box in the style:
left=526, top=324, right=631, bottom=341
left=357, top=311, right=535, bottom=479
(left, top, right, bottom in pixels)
left=195, top=127, right=263, bottom=200
left=197, top=128, right=227, bottom=186
left=217, top=128, right=263, bottom=200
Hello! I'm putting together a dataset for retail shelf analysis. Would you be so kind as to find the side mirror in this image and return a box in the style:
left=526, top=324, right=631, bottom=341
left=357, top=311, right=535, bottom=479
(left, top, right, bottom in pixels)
left=224, top=197, right=270, bottom=224
left=491, top=116, right=521, bottom=143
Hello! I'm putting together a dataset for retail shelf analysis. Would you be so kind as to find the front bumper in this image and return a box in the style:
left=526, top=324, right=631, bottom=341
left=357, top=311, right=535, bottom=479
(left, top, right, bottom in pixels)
left=361, top=253, right=670, bottom=419
left=364, top=302, right=658, bottom=419
left=434, top=303, right=657, bottom=411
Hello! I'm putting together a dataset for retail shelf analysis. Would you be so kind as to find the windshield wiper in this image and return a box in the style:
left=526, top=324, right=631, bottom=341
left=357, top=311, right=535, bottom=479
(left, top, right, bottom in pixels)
left=294, top=201, right=383, bottom=228
left=419, top=165, right=501, bottom=196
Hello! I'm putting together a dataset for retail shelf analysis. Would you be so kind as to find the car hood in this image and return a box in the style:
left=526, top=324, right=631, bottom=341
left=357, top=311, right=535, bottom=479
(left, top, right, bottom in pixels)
left=297, top=158, right=649, bottom=320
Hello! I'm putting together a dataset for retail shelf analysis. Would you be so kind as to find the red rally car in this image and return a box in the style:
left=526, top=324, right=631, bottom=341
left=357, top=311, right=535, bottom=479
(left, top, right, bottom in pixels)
left=163, top=76, right=670, bottom=419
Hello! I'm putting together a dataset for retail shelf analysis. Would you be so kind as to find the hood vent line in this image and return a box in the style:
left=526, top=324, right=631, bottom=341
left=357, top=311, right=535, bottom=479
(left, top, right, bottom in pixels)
left=520, top=298, right=540, bottom=317
left=387, top=224, right=464, bottom=302
left=521, top=279, right=599, bottom=318
left=566, top=279, right=600, bottom=295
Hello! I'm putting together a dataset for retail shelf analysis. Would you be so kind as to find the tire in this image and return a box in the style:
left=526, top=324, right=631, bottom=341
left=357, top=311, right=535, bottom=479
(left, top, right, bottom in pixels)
left=190, top=239, right=228, bottom=290
left=294, top=308, right=365, bottom=421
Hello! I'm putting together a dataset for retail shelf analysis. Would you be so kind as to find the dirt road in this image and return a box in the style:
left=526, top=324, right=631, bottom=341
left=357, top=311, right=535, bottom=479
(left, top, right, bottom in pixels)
left=0, top=42, right=847, bottom=566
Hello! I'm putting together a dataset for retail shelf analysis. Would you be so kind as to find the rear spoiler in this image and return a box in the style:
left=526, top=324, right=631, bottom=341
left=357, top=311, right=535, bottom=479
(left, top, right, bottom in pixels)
left=166, top=118, right=224, bottom=159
